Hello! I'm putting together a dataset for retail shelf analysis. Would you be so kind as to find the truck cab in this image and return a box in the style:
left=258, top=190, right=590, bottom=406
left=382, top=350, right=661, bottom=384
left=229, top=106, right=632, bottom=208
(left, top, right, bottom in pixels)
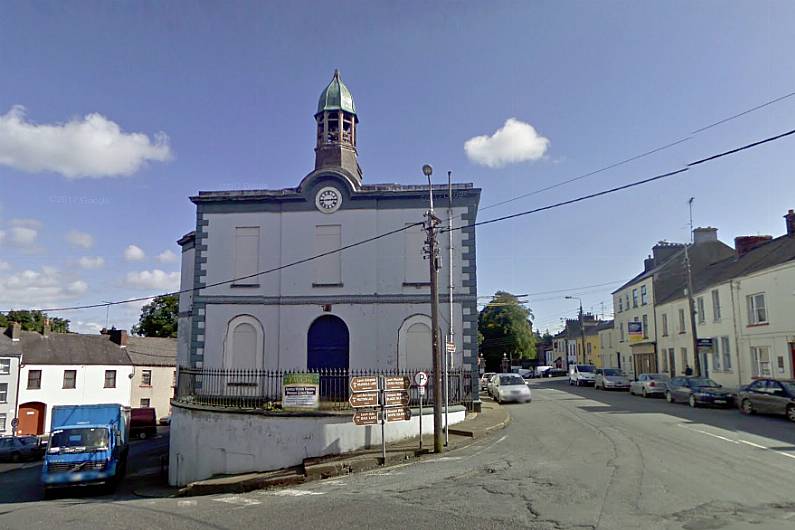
left=42, top=404, right=130, bottom=493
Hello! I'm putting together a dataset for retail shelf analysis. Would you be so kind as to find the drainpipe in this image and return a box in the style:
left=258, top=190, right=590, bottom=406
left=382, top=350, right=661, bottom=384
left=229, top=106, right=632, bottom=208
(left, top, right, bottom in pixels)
left=13, top=353, right=23, bottom=435
left=729, top=280, right=743, bottom=386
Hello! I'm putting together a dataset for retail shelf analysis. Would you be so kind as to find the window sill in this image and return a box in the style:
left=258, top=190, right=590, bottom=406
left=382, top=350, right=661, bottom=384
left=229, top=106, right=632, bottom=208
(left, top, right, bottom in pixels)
left=104, top=386, right=116, bottom=389
left=62, top=387, right=76, bottom=390
left=231, top=283, right=260, bottom=288
left=312, top=282, right=343, bottom=288
left=402, top=282, right=431, bottom=288
left=139, top=385, right=152, bottom=388
left=747, top=322, right=769, bottom=328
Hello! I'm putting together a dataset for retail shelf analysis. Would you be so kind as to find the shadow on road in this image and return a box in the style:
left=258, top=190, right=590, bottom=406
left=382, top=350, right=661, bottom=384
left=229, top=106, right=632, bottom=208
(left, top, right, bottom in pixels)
left=529, top=378, right=795, bottom=447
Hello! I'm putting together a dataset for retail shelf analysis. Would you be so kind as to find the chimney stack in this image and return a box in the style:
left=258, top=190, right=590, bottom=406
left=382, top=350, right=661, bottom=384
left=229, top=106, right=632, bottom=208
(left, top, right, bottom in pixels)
left=785, top=209, right=795, bottom=237
left=109, top=328, right=128, bottom=348
left=644, top=255, right=655, bottom=272
left=7, top=322, right=21, bottom=342
left=42, top=319, right=50, bottom=338
left=734, top=235, right=772, bottom=259
left=693, top=227, right=718, bottom=245
left=652, top=241, right=685, bottom=265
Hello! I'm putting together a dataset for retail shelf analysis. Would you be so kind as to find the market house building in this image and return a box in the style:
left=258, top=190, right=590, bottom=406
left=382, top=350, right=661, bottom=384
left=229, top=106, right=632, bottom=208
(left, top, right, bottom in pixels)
left=171, top=71, right=480, bottom=485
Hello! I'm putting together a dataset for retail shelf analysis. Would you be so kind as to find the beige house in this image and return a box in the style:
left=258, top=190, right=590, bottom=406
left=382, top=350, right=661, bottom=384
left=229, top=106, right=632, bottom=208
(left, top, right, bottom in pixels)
left=127, top=336, right=177, bottom=420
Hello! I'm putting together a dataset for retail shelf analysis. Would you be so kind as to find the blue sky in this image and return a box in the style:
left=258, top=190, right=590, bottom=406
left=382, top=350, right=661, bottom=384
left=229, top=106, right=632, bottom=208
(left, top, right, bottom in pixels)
left=0, top=1, right=794, bottom=333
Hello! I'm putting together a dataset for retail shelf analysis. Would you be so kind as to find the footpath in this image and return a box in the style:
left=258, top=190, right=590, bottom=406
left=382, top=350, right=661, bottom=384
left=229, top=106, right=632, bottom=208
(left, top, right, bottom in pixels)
left=135, top=399, right=509, bottom=498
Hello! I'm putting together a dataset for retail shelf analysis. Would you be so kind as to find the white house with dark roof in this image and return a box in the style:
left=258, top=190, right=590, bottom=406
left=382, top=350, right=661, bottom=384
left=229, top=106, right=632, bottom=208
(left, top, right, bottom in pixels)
left=169, top=71, right=480, bottom=485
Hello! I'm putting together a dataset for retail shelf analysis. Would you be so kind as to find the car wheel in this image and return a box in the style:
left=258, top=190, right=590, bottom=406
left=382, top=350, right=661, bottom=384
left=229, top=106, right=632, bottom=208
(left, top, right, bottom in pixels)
left=688, top=395, right=697, bottom=408
left=10, top=452, right=20, bottom=463
left=666, top=391, right=673, bottom=403
left=741, top=399, right=754, bottom=415
left=786, top=405, right=795, bottom=423
left=642, top=388, right=647, bottom=398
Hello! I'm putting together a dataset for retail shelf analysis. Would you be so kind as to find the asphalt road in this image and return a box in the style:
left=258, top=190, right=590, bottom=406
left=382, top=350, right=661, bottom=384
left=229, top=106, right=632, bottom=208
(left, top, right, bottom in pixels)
left=2, top=381, right=795, bottom=529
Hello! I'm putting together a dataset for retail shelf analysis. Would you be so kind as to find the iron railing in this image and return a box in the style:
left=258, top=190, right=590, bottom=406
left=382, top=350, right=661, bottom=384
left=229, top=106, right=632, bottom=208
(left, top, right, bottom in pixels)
left=175, top=367, right=473, bottom=411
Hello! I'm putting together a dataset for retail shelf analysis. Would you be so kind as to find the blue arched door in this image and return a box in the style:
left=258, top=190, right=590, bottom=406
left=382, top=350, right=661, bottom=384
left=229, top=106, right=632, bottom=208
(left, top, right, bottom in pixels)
left=307, top=315, right=350, bottom=399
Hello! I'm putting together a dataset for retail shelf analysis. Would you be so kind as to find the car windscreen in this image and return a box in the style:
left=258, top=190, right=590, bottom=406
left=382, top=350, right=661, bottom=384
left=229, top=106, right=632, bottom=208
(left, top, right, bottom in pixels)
left=690, top=378, right=720, bottom=388
left=49, top=428, right=109, bottom=452
left=499, top=375, right=525, bottom=385
left=577, top=365, right=595, bottom=372
left=602, top=369, right=621, bottom=376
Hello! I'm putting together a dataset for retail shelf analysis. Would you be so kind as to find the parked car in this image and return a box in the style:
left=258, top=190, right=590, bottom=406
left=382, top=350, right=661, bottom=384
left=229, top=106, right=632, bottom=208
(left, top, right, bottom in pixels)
left=0, top=435, right=45, bottom=462
left=594, top=368, right=630, bottom=391
left=630, top=373, right=671, bottom=397
left=130, top=407, right=158, bottom=439
left=480, top=372, right=496, bottom=391
left=737, top=378, right=795, bottom=422
left=492, top=374, right=532, bottom=404
left=535, top=366, right=552, bottom=378
left=158, top=416, right=171, bottom=426
left=569, top=364, right=597, bottom=386
left=548, top=368, right=567, bottom=377
left=665, top=377, right=736, bottom=407
left=487, top=373, right=501, bottom=398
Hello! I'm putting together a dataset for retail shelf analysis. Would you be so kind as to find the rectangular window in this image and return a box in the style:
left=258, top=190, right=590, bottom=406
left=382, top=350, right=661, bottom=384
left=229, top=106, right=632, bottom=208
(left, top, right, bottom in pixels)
left=0, top=413, right=5, bottom=432
left=750, top=346, right=771, bottom=377
left=104, top=370, right=117, bottom=389
left=712, top=338, right=720, bottom=371
left=140, top=398, right=151, bottom=408
left=62, top=370, right=76, bottom=389
left=618, top=296, right=623, bottom=312
left=313, top=224, right=342, bottom=285
left=721, top=336, right=731, bottom=370
left=233, top=226, right=260, bottom=286
left=711, top=290, right=721, bottom=321
left=587, top=343, right=592, bottom=354
left=697, top=297, right=705, bottom=324
left=172, top=370, right=177, bottom=388
left=0, top=382, right=7, bottom=403
left=678, top=308, right=686, bottom=333
left=747, top=293, right=768, bottom=325
left=0, top=358, right=10, bottom=375
left=403, top=223, right=427, bottom=285
left=141, top=370, right=152, bottom=386
left=619, top=322, right=625, bottom=342
left=640, top=285, right=648, bottom=305
left=27, top=370, right=41, bottom=390
left=632, top=289, right=638, bottom=308
left=669, top=348, right=676, bottom=375
left=661, top=313, right=669, bottom=336
left=642, top=314, right=648, bottom=338
left=661, top=349, right=669, bottom=372
left=680, top=348, right=688, bottom=373
left=625, top=294, right=630, bottom=312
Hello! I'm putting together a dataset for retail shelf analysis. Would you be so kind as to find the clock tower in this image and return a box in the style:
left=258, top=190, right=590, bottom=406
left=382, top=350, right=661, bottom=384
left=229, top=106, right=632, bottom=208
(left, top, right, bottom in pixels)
left=313, top=69, right=362, bottom=184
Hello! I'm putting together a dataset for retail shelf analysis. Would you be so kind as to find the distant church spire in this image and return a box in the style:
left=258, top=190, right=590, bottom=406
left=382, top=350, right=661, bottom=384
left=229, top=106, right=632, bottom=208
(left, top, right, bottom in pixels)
left=314, top=70, right=362, bottom=182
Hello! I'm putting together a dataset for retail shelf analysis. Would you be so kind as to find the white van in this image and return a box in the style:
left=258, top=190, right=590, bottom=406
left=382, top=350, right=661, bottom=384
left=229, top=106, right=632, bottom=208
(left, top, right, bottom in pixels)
left=569, top=364, right=597, bottom=386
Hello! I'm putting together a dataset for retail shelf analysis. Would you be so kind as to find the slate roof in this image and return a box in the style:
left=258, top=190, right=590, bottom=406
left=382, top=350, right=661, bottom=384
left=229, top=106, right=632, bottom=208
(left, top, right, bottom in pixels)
left=0, top=329, right=131, bottom=365
left=127, top=336, right=177, bottom=367
left=656, top=234, right=795, bottom=305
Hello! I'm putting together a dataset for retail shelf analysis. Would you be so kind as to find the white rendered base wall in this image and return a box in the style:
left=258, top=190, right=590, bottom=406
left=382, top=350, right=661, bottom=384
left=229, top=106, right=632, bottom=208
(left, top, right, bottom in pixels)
left=169, top=403, right=467, bottom=486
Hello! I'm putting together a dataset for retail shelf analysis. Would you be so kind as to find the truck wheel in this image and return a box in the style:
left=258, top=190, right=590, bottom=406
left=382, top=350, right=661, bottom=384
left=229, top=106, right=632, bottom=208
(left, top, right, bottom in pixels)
left=139, top=432, right=147, bottom=440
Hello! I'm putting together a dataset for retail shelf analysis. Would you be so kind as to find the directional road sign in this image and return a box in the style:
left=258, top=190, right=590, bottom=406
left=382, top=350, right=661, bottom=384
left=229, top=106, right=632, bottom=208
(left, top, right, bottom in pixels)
left=350, top=376, right=379, bottom=393
left=383, top=390, right=410, bottom=408
left=349, top=391, right=379, bottom=408
left=385, top=407, right=412, bottom=422
left=384, top=376, right=411, bottom=391
left=352, top=409, right=379, bottom=426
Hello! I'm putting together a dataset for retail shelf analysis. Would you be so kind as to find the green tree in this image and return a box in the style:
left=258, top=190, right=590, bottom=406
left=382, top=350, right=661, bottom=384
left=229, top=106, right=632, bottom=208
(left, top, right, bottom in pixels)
left=478, top=291, right=536, bottom=371
left=131, top=295, right=179, bottom=337
left=0, top=310, right=70, bottom=333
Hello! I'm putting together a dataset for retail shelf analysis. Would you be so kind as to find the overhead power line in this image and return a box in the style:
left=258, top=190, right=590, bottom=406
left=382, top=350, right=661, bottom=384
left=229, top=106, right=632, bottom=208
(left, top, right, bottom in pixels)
left=3, top=125, right=793, bottom=316
left=479, top=89, right=795, bottom=212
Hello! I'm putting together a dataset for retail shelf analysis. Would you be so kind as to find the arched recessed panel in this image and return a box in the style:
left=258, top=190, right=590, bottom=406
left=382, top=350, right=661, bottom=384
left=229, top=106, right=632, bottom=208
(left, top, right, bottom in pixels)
left=398, top=315, right=433, bottom=371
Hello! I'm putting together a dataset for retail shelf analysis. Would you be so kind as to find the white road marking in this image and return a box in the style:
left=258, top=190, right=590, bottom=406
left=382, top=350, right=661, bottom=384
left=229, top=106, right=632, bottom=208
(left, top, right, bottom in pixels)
left=213, top=495, right=262, bottom=506
left=319, top=479, right=347, bottom=485
left=679, top=424, right=795, bottom=462
left=269, top=489, right=326, bottom=497
left=421, top=456, right=462, bottom=463
left=177, top=500, right=197, bottom=507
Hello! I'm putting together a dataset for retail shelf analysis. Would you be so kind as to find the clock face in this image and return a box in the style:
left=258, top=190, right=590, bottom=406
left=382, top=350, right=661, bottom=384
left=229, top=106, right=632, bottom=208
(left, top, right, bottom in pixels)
left=315, top=186, right=342, bottom=213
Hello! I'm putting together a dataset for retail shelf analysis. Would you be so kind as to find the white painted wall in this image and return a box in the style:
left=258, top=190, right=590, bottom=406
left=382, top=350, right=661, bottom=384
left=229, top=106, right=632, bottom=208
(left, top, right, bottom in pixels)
left=17, top=364, right=133, bottom=433
left=177, top=245, right=195, bottom=368
left=169, top=403, right=467, bottom=486
left=130, top=365, right=176, bottom=419
left=0, top=356, right=21, bottom=435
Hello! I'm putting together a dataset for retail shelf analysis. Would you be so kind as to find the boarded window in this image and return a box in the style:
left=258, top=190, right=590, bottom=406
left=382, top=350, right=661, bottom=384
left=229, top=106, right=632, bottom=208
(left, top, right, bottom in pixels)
left=233, top=322, right=258, bottom=369
left=404, top=322, right=432, bottom=370
left=233, top=227, right=260, bottom=284
left=313, top=225, right=342, bottom=285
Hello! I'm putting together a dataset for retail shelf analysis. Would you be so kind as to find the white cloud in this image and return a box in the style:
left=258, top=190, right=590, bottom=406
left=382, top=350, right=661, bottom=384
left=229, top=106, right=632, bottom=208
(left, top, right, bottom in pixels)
left=10, top=218, right=42, bottom=229
left=125, top=269, right=180, bottom=290
left=123, top=244, right=145, bottom=261
left=464, top=118, right=550, bottom=168
left=0, top=259, right=10, bottom=271
left=8, top=226, right=38, bottom=246
left=73, top=321, right=105, bottom=334
left=155, top=249, right=178, bottom=263
left=0, top=105, right=172, bottom=179
left=66, top=229, right=94, bottom=249
left=0, top=266, right=88, bottom=308
left=78, top=256, right=105, bottom=269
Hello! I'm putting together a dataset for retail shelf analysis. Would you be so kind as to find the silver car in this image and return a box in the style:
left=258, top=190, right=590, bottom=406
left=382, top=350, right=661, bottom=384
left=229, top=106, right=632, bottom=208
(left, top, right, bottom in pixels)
left=492, top=374, right=532, bottom=404
left=595, top=368, right=630, bottom=391
left=630, top=373, right=671, bottom=397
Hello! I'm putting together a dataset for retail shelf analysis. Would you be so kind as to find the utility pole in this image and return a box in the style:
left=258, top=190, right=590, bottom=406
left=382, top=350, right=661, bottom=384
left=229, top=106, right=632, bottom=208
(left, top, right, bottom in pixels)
left=566, top=296, right=585, bottom=365
left=685, top=197, right=701, bottom=376
left=423, top=164, right=444, bottom=454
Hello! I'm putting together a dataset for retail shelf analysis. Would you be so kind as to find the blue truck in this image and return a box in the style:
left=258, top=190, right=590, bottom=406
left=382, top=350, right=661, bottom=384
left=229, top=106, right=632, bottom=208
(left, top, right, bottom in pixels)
left=42, top=404, right=130, bottom=495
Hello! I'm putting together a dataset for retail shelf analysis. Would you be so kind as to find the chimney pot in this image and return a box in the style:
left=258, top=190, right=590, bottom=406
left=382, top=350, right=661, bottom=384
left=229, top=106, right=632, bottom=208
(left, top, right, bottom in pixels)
left=785, top=209, right=795, bottom=237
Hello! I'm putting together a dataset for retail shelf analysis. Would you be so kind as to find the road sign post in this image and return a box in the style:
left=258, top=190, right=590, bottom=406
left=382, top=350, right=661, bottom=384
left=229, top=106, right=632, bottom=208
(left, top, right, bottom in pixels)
left=414, top=371, right=429, bottom=451
left=350, top=374, right=413, bottom=464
